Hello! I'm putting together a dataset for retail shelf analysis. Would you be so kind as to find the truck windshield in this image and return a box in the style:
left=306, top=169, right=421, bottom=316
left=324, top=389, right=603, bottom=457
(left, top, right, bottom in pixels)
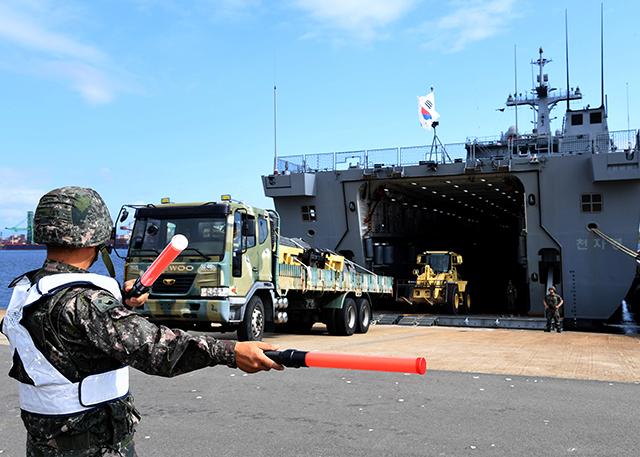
left=129, top=216, right=227, bottom=258
left=428, top=254, right=450, bottom=273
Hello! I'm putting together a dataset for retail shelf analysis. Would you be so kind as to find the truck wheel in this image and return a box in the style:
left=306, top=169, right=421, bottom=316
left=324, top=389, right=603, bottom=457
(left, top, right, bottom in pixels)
left=446, top=284, right=459, bottom=314
left=452, top=293, right=460, bottom=314
left=237, top=296, right=265, bottom=341
left=462, top=292, right=471, bottom=314
left=323, top=309, right=337, bottom=335
left=334, top=297, right=357, bottom=336
left=355, top=297, right=371, bottom=334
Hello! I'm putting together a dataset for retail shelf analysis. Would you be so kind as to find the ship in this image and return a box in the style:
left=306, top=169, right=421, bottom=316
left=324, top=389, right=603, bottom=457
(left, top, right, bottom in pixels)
left=0, top=234, right=45, bottom=250
left=0, top=242, right=45, bottom=251
left=262, top=48, right=640, bottom=328
left=1, top=212, right=45, bottom=250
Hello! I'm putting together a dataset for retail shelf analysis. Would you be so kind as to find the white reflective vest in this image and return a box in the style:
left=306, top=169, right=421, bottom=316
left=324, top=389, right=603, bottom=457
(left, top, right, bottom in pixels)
left=2, top=273, right=130, bottom=415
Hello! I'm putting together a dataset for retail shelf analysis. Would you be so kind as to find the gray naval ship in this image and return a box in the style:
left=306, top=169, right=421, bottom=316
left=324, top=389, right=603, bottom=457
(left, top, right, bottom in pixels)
left=263, top=48, right=640, bottom=328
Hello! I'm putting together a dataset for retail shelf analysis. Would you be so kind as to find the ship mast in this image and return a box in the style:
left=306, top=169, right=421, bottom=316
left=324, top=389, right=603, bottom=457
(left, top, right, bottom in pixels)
left=506, top=48, right=581, bottom=137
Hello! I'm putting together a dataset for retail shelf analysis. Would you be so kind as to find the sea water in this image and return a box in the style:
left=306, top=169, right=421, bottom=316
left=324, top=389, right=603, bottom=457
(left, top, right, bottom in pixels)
left=0, top=251, right=127, bottom=308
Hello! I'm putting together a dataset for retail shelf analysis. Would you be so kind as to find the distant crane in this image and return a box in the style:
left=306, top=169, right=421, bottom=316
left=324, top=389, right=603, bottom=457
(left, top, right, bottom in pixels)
left=5, top=211, right=34, bottom=244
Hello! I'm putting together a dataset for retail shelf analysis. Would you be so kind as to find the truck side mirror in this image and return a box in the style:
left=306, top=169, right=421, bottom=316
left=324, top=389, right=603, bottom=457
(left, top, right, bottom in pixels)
left=412, top=269, right=420, bottom=276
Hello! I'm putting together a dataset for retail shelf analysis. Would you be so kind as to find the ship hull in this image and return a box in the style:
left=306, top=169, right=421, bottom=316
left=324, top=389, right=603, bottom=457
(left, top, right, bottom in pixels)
left=0, top=244, right=45, bottom=250
left=264, top=150, right=640, bottom=323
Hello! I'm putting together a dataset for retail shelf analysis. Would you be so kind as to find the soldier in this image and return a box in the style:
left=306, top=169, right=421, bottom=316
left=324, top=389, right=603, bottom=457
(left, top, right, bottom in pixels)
left=1, top=186, right=283, bottom=456
left=543, top=286, right=564, bottom=333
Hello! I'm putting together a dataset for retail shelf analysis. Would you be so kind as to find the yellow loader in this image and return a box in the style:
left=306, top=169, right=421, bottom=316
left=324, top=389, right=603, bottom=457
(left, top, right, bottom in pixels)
left=411, top=251, right=470, bottom=314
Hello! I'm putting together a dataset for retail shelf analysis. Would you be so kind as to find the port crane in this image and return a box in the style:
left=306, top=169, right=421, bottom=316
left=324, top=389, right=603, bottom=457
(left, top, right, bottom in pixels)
left=4, top=211, right=34, bottom=244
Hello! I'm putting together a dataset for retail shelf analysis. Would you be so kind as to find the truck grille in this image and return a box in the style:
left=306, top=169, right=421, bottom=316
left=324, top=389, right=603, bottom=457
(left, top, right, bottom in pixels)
left=151, top=274, right=196, bottom=296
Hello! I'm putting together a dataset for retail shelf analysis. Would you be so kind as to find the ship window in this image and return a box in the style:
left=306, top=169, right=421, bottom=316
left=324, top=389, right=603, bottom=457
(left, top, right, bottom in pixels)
left=581, top=193, right=602, bottom=212
left=301, top=205, right=317, bottom=222
left=571, top=113, right=583, bottom=126
left=590, top=111, right=602, bottom=124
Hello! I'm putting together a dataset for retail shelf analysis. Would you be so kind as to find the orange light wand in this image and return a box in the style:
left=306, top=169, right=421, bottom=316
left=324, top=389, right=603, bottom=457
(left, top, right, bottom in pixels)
left=125, top=234, right=189, bottom=298
left=264, top=350, right=426, bottom=375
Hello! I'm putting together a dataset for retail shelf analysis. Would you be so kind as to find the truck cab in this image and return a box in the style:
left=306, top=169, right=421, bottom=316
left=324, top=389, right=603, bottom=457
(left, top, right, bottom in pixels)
left=123, top=197, right=279, bottom=340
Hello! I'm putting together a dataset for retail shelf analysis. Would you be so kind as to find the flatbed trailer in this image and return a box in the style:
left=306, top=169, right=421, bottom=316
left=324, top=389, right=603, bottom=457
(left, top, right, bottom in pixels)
left=120, top=197, right=393, bottom=340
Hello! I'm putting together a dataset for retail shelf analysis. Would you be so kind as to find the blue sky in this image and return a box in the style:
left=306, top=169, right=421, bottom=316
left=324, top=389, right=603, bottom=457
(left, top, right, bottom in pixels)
left=0, top=0, right=638, bottom=234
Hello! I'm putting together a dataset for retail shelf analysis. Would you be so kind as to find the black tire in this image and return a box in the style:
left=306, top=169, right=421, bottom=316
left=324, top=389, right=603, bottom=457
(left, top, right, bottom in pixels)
left=462, top=291, right=471, bottom=314
left=323, top=308, right=337, bottom=335
left=446, top=284, right=460, bottom=315
left=333, top=297, right=357, bottom=336
left=355, top=297, right=371, bottom=334
left=237, top=295, right=265, bottom=341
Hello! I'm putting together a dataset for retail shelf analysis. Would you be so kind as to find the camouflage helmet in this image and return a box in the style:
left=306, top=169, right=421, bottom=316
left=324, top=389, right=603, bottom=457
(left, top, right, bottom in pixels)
left=34, top=186, right=113, bottom=247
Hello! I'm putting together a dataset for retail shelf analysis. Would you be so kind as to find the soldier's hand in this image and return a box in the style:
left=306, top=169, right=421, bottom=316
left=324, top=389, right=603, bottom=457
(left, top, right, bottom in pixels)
left=123, top=279, right=149, bottom=308
left=235, top=341, right=284, bottom=373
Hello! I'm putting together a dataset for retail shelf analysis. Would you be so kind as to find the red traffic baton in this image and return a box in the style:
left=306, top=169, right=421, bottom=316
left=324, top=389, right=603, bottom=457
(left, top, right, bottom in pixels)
left=264, top=349, right=427, bottom=375
left=125, top=234, right=189, bottom=298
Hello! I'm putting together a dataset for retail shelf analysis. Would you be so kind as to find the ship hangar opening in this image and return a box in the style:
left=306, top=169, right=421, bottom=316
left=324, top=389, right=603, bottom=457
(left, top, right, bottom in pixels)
left=362, top=173, right=528, bottom=315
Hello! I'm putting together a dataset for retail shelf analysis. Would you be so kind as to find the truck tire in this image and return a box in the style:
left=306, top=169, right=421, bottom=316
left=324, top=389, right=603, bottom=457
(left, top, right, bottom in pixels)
left=462, top=292, right=471, bottom=314
left=237, top=296, right=265, bottom=341
left=323, top=308, right=337, bottom=334
left=333, top=297, right=357, bottom=336
left=446, top=284, right=460, bottom=314
left=355, top=297, right=371, bottom=334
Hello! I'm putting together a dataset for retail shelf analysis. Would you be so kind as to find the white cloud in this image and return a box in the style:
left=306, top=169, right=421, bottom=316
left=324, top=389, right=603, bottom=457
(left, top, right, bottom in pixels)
left=0, top=7, right=104, bottom=62
left=292, top=0, right=417, bottom=41
left=40, top=60, right=116, bottom=104
left=422, top=0, right=519, bottom=53
left=0, top=1, right=121, bottom=104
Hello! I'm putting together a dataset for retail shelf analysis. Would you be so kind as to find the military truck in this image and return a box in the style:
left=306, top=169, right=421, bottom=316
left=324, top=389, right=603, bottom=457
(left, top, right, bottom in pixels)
left=411, top=251, right=470, bottom=314
left=119, top=196, right=393, bottom=341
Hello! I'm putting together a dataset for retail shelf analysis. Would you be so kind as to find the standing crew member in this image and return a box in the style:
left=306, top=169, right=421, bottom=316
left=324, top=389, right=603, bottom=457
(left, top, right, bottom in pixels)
left=543, top=286, right=564, bottom=333
left=1, top=187, right=283, bottom=456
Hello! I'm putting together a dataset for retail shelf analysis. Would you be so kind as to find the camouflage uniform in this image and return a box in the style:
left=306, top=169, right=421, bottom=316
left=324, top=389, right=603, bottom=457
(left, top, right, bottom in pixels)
left=544, top=292, right=563, bottom=332
left=3, top=187, right=238, bottom=456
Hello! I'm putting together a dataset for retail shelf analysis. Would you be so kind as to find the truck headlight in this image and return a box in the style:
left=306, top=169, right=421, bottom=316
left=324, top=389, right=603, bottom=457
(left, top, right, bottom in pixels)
left=200, top=287, right=229, bottom=297
left=198, top=263, right=217, bottom=273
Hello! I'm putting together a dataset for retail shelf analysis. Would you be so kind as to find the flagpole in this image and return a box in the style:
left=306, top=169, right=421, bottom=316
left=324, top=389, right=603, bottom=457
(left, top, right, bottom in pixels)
left=430, top=86, right=436, bottom=162
left=273, top=84, right=278, bottom=173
